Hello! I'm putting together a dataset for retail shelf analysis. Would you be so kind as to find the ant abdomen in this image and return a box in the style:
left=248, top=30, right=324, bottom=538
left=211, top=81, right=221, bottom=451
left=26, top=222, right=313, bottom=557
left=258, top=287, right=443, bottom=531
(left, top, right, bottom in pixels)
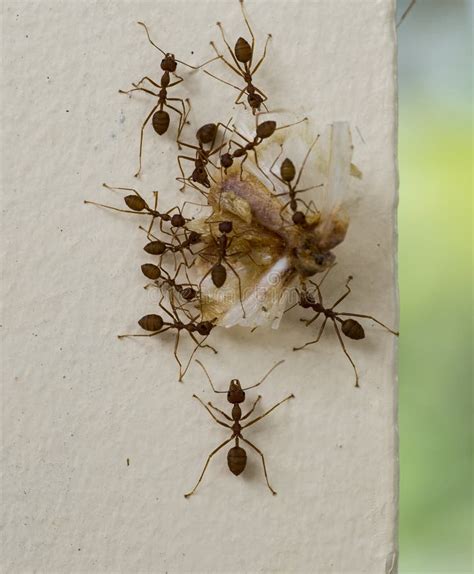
left=341, top=319, right=365, bottom=340
left=144, top=240, right=167, bottom=255
left=227, top=446, right=247, bottom=475
left=124, top=195, right=147, bottom=212
left=211, top=263, right=227, bottom=288
left=235, top=37, right=252, bottom=63
left=141, top=263, right=161, bottom=280
left=196, top=123, right=217, bottom=145
left=138, top=314, right=164, bottom=332
left=152, top=110, right=170, bottom=135
left=280, top=158, right=296, bottom=182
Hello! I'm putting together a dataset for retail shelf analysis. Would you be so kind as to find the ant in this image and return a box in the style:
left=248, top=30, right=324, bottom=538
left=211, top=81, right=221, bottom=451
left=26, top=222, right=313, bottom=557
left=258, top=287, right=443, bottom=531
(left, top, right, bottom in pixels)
left=120, top=22, right=213, bottom=177
left=204, top=0, right=271, bottom=114
left=142, top=226, right=202, bottom=267
left=292, top=272, right=399, bottom=387
left=198, top=220, right=246, bottom=317
left=142, top=263, right=198, bottom=303
left=184, top=359, right=294, bottom=497
left=220, top=115, right=307, bottom=185
left=176, top=122, right=231, bottom=193
left=269, top=137, right=323, bottom=226
left=84, top=184, right=188, bottom=238
left=119, top=295, right=216, bottom=382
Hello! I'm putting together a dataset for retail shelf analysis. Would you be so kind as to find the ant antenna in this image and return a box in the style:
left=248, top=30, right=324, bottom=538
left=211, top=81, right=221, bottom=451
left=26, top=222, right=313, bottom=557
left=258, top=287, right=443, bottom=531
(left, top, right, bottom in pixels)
left=242, top=360, right=285, bottom=390
left=195, top=360, right=224, bottom=393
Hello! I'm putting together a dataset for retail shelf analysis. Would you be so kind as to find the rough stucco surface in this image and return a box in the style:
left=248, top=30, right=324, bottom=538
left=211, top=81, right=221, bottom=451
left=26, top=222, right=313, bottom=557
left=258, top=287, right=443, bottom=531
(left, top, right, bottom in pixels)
left=1, top=1, right=399, bottom=572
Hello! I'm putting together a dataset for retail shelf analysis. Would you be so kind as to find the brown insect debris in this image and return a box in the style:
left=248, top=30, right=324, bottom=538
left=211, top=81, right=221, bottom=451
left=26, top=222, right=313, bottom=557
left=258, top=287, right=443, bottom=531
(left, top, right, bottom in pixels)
left=204, top=0, right=271, bottom=113
left=293, top=272, right=399, bottom=387
left=184, top=360, right=293, bottom=497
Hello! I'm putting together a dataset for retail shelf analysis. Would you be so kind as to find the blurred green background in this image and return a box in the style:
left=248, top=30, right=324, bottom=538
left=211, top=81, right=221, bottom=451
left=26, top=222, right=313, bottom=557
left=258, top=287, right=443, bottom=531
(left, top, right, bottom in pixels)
left=397, top=1, right=472, bottom=572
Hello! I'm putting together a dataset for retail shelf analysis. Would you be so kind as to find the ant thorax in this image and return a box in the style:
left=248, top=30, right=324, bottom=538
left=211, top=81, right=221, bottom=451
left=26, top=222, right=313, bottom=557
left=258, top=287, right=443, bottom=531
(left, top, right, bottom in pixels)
left=187, top=121, right=361, bottom=330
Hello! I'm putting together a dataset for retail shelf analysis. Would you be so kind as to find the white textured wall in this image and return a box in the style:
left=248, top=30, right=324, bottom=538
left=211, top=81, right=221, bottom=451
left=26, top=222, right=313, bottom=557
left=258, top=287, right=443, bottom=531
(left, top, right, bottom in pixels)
left=1, top=1, right=399, bottom=572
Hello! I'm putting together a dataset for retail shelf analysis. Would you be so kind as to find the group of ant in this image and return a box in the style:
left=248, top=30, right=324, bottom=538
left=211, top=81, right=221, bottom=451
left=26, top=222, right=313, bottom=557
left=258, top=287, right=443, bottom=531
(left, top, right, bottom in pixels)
left=86, top=0, right=399, bottom=497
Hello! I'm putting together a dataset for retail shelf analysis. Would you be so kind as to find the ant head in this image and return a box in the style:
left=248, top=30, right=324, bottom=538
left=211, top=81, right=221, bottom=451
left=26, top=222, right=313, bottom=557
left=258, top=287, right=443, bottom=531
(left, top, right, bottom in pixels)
left=181, top=287, right=197, bottom=301
left=341, top=319, right=365, bottom=340
left=161, top=53, right=177, bottom=72
left=248, top=93, right=263, bottom=109
left=188, top=231, right=202, bottom=244
left=292, top=211, right=306, bottom=226
left=170, top=213, right=186, bottom=228
left=196, top=123, right=217, bottom=145
left=218, top=220, right=233, bottom=234
left=196, top=321, right=214, bottom=336
left=138, top=314, right=164, bottom=332
left=192, top=166, right=210, bottom=186
left=300, top=291, right=315, bottom=308
left=220, top=153, right=233, bottom=168
left=280, top=158, right=296, bottom=182
left=141, top=263, right=161, bottom=280
left=227, top=379, right=245, bottom=403
left=234, top=37, right=252, bottom=63
left=257, top=120, right=277, bottom=140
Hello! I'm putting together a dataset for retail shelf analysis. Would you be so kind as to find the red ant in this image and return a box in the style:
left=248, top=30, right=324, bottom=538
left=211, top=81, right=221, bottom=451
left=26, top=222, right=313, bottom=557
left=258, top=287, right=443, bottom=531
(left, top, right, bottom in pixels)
left=184, top=359, right=294, bottom=497
left=120, top=22, right=215, bottom=177
left=204, top=0, right=271, bottom=114
left=84, top=184, right=188, bottom=238
left=176, top=122, right=231, bottom=193
left=119, top=295, right=216, bottom=382
left=198, top=220, right=246, bottom=317
left=269, top=137, right=323, bottom=226
left=292, top=272, right=399, bottom=387
left=220, top=115, right=307, bottom=186
left=142, top=263, right=198, bottom=303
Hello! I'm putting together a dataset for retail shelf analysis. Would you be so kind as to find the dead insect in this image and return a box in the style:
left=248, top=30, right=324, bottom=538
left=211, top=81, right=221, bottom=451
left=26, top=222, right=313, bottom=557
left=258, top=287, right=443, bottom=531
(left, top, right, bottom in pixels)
left=118, top=296, right=216, bottom=381
left=119, top=22, right=198, bottom=177
left=204, top=0, right=271, bottom=113
left=184, top=359, right=293, bottom=497
left=177, top=122, right=231, bottom=193
left=293, top=274, right=399, bottom=387
left=84, top=184, right=188, bottom=238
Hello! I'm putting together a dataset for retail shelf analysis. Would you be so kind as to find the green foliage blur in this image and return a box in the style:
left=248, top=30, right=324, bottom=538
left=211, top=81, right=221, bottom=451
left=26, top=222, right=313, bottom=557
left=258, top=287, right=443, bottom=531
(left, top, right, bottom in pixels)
left=397, top=1, right=472, bottom=572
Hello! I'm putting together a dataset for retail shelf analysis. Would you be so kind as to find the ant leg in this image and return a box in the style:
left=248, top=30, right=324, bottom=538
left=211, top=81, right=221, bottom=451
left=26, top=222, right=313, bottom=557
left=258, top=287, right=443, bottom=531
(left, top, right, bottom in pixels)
left=226, top=260, right=246, bottom=318
left=234, top=87, right=248, bottom=110
left=337, top=312, right=399, bottom=336
left=83, top=200, right=147, bottom=216
left=332, top=320, right=360, bottom=388
left=241, top=395, right=262, bottom=420
left=177, top=154, right=197, bottom=192
left=239, top=437, right=276, bottom=495
left=294, top=135, right=320, bottom=188
left=242, top=394, right=295, bottom=430
left=207, top=401, right=233, bottom=422
left=173, top=331, right=186, bottom=382
left=117, top=326, right=172, bottom=339
left=203, top=69, right=243, bottom=93
left=135, top=103, right=159, bottom=178
left=214, top=26, right=245, bottom=74
left=189, top=332, right=218, bottom=355
left=119, top=85, right=159, bottom=97
left=303, top=311, right=322, bottom=328
left=184, top=436, right=234, bottom=498
left=239, top=0, right=256, bottom=56
left=164, top=100, right=186, bottom=141
left=193, top=395, right=232, bottom=427
left=133, top=75, right=162, bottom=90
left=330, top=276, right=353, bottom=309
left=251, top=33, right=272, bottom=74
left=269, top=145, right=286, bottom=183
left=293, top=317, right=328, bottom=351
